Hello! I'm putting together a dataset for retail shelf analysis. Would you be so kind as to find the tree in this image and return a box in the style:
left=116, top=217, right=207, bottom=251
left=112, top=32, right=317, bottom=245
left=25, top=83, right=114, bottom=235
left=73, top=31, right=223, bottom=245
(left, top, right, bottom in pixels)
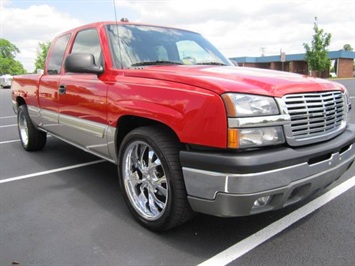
left=34, top=41, right=51, bottom=73
left=0, top=38, right=26, bottom=75
left=303, top=17, right=332, bottom=77
left=343, top=44, right=353, bottom=51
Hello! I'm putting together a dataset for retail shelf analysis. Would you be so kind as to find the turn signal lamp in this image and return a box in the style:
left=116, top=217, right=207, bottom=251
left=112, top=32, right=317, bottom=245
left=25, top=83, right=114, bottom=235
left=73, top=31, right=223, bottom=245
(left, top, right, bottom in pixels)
left=228, top=128, right=239, bottom=148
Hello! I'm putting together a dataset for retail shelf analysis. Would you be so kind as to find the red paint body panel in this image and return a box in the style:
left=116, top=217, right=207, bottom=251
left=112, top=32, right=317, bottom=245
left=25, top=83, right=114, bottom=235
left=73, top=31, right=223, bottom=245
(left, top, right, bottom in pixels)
left=11, top=74, right=41, bottom=107
left=59, top=74, right=108, bottom=124
left=122, top=65, right=344, bottom=97
left=38, top=75, right=60, bottom=113
left=107, top=71, right=227, bottom=147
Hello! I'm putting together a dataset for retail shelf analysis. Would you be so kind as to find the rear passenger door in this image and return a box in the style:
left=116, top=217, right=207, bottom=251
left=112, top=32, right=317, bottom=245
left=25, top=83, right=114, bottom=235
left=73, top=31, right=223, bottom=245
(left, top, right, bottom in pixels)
left=57, top=28, right=110, bottom=159
left=39, top=33, right=71, bottom=133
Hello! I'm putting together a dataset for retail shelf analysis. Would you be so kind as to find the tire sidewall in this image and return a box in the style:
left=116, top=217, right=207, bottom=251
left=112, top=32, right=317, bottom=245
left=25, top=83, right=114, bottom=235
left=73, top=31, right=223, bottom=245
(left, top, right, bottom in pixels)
left=17, top=105, right=29, bottom=150
left=118, top=128, right=178, bottom=231
left=17, top=104, right=46, bottom=151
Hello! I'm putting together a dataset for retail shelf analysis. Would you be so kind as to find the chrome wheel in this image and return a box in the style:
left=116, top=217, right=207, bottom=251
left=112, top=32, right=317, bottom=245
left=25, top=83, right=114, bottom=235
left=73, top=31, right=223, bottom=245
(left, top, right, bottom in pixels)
left=122, top=141, right=168, bottom=221
left=17, top=105, right=47, bottom=151
left=18, top=109, right=29, bottom=146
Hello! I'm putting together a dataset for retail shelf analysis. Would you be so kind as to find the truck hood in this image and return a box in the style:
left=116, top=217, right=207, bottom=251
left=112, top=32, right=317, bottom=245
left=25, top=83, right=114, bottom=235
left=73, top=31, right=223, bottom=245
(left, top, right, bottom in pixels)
left=123, top=65, right=343, bottom=97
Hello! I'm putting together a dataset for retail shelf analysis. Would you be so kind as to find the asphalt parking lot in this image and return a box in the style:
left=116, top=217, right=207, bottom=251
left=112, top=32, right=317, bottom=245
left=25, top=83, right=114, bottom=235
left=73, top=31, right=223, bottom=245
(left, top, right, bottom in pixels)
left=0, top=79, right=354, bottom=266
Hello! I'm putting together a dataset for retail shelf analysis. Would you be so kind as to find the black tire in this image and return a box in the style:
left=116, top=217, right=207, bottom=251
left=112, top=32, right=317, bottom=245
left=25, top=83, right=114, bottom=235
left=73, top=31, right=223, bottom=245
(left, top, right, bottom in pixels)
left=17, top=105, right=47, bottom=151
left=118, top=126, right=193, bottom=231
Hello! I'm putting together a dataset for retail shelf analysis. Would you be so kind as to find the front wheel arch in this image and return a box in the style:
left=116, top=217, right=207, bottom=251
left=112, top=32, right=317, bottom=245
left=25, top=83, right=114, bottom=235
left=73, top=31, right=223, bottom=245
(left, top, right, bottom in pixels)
left=115, top=115, right=183, bottom=158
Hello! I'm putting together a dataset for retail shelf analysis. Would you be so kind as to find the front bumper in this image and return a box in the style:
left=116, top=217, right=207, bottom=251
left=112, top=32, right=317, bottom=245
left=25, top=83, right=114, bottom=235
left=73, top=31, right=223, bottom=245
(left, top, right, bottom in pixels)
left=180, top=124, right=355, bottom=217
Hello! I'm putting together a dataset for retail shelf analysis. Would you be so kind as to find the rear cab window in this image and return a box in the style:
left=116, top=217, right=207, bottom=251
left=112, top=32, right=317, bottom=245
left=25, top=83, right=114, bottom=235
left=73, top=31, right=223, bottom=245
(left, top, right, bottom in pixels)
left=47, top=34, right=71, bottom=75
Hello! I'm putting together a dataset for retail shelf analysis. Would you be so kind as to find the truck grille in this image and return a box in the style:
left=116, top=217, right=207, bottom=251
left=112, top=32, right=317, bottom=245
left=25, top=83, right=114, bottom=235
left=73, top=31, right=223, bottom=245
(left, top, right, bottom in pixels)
left=283, top=91, right=345, bottom=141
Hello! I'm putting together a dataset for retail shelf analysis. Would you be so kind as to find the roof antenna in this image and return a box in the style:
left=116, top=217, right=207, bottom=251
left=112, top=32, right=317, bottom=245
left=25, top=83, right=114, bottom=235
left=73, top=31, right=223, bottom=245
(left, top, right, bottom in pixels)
left=113, top=0, right=119, bottom=24
left=112, top=0, right=124, bottom=69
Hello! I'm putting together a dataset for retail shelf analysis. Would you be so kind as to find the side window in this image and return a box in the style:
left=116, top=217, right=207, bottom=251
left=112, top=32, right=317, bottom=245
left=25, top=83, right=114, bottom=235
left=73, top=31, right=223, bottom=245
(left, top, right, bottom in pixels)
left=71, top=28, right=102, bottom=67
left=47, top=34, right=71, bottom=75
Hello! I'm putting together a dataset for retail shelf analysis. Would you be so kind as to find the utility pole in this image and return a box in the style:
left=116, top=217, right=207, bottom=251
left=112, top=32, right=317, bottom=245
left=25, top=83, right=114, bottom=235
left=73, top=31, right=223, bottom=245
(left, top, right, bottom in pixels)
left=261, top=47, right=265, bottom=57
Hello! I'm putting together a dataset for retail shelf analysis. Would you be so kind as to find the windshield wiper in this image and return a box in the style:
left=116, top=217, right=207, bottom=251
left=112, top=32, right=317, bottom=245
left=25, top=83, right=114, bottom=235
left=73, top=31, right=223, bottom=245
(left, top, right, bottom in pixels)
left=131, top=60, right=183, bottom=67
left=196, top=62, right=226, bottom=66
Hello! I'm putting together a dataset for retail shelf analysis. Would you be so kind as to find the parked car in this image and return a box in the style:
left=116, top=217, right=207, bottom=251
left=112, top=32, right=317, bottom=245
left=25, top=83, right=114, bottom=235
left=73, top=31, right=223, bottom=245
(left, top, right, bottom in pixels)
left=0, top=74, right=13, bottom=88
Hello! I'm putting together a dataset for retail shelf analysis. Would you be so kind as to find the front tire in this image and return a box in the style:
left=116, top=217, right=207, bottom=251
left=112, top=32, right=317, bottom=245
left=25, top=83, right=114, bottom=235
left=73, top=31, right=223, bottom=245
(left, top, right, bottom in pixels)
left=118, top=126, right=193, bottom=231
left=17, top=105, right=47, bottom=151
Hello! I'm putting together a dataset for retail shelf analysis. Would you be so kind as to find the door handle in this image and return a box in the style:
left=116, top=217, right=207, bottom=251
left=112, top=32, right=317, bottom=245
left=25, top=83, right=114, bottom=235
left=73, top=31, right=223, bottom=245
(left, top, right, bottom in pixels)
left=58, top=84, right=66, bottom=94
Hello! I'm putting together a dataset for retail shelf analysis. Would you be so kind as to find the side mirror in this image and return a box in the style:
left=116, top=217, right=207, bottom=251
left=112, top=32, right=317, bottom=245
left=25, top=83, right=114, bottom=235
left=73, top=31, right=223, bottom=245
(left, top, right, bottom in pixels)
left=64, top=53, right=103, bottom=74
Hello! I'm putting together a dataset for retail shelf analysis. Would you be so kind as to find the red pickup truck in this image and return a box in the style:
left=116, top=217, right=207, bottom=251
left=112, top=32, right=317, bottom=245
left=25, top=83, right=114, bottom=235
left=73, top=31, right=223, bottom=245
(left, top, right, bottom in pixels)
left=11, top=21, right=355, bottom=231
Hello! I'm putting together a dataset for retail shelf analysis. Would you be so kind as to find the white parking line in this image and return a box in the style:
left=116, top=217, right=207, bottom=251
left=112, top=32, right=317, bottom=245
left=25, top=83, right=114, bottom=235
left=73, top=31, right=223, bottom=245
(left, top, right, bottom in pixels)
left=0, top=124, right=17, bottom=128
left=0, top=139, right=20, bottom=144
left=0, top=159, right=106, bottom=184
left=0, top=135, right=52, bottom=145
left=0, top=135, right=53, bottom=145
left=198, top=175, right=355, bottom=266
left=0, top=115, right=16, bottom=119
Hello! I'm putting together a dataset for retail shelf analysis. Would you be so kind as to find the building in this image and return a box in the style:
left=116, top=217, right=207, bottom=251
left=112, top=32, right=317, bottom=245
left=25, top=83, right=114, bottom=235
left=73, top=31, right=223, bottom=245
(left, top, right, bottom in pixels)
left=231, top=50, right=355, bottom=78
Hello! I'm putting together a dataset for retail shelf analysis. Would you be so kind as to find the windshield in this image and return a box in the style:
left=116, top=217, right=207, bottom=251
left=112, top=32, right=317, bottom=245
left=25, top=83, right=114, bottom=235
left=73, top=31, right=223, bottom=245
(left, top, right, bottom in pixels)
left=106, top=24, right=232, bottom=68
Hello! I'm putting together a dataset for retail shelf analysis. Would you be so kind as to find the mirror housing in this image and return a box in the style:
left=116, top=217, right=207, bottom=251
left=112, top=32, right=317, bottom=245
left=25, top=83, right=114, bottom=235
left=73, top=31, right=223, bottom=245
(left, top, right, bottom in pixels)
left=64, top=53, right=103, bottom=74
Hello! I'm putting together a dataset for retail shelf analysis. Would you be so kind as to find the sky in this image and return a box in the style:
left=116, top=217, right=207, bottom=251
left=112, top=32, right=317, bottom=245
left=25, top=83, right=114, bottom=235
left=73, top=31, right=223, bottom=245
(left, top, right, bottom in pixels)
left=1, top=0, right=354, bottom=72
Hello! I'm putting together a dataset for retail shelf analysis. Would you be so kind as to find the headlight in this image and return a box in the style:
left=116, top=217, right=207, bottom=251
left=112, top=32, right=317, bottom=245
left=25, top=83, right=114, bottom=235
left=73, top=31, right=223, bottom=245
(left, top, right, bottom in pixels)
left=223, top=93, right=284, bottom=149
left=222, top=93, right=279, bottom=117
left=228, top=127, right=285, bottom=148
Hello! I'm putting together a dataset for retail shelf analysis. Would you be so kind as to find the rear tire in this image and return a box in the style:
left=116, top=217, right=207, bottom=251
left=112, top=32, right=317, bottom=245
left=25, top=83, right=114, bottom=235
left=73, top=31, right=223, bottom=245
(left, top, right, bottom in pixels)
left=118, top=126, right=193, bottom=231
left=17, top=105, right=47, bottom=151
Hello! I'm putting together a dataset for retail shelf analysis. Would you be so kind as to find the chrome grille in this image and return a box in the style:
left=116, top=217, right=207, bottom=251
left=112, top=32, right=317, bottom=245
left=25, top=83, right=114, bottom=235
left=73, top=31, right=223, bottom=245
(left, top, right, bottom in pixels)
left=283, top=91, right=345, bottom=140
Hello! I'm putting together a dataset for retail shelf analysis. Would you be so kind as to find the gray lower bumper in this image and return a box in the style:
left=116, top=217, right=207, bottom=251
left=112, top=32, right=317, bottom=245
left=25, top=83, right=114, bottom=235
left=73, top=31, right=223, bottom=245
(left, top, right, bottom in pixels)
left=180, top=124, right=355, bottom=217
